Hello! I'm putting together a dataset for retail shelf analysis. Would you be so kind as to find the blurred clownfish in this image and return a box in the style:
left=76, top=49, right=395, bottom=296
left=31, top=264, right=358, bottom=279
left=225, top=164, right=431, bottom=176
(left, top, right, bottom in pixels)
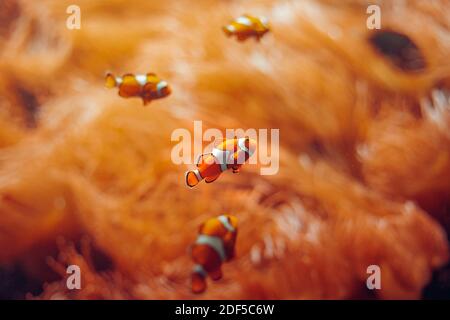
left=105, top=72, right=171, bottom=105
left=223, top=14, right=270, bottom=41
left=191, top=214, right=238, bottom=294
left=185, top=137, right=257, bottom=188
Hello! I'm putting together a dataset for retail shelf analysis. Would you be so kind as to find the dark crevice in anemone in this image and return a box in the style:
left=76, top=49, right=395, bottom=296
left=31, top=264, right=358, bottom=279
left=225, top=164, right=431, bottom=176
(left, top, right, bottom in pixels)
left=369, top=30, right=427, bottom=72
left=0, top=265, right=43, bottom=299
left=16, top=87, right=39, bottom=128
left=423, top=261, right=450, bottom=299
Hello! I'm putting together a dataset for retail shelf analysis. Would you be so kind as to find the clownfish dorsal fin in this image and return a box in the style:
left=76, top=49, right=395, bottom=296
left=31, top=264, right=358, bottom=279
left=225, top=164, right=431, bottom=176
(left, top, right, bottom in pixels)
left=146, top=73, right=159, bottom=84
left=118, top=74, right=141, bottom=98
left=213, top=137, right=226, bottom=146
left=196, top=153, right=212, bottom=167
left=205, top=173, right=220, bottom=183
left=198, top=222, right=206, bottom=233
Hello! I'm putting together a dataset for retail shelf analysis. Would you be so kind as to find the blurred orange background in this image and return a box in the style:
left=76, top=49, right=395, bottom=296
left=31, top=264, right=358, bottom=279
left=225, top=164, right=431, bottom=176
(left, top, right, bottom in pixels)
left=0, top=0, right=449, bottom=299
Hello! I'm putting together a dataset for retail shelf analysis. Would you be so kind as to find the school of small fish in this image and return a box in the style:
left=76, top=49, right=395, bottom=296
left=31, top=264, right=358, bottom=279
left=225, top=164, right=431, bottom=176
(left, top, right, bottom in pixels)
left=105, top=14, right=269, bottom=293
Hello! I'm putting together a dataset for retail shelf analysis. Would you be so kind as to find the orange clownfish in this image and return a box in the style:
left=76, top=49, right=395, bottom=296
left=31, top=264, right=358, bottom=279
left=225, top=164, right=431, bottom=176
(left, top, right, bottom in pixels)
left=105, top=72, right=171, bottom=105
left=185, top=137, right=257, bottom=188
left=191, top=214, right=238, bottom=294
left=223, top=14, right=270, bottom=41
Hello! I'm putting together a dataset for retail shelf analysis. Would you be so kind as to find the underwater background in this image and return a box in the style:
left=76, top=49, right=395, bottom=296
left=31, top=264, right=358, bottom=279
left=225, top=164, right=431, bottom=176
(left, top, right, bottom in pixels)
left=0, top=0, right=449, bottom=299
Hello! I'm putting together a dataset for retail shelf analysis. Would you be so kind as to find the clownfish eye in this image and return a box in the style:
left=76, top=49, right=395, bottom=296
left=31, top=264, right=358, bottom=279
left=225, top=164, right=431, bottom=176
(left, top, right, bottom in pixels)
left=369, top=30, right=426, bottom=72
left=16, top=86, right=39, bottom=128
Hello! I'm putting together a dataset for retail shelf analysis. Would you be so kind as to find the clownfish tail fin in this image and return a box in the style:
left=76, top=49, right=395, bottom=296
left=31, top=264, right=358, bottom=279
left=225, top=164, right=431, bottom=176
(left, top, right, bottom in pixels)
left=105, top=73, right=117, bottom=88
left=222, top=25, right=233, bottom=37
left=191, top=265, right=207, bottom=294
left=186, top=169, right=201, bottom=188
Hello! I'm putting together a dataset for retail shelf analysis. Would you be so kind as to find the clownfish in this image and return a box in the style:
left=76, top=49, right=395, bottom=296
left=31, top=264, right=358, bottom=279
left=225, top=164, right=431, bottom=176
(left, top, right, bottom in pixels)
left=105, top=72, right=171, bottom=105
left=191, top=214, right=238, bottom=294
left=223, top=14, right=270, bottom=41
left=185, top=137, right=257, bottom=188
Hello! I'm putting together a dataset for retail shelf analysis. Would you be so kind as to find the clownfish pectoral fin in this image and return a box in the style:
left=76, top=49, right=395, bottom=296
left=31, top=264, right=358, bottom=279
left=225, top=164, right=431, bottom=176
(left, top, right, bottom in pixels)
left=186, top=170, right=202, bottom=188
left=196, top=153, right=212, bottom=167
left=237, top=35, right=247, bottom=42
left=105, top=73, right=116, bottom=88
left=146, top=72, right=158, bottom=79
left=205, top=173, right=220, bottom=184
left=209, top=268, right=223, bottom=281
left=232, top=166, right=240, bottom=173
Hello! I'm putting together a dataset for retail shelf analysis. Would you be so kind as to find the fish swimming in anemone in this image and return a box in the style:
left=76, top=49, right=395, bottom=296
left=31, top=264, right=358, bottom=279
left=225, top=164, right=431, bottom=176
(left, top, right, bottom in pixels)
left=1, top=0, right=450, bottom=301
left=223, top=14, right=270, bottom=41
left=191, top=215, right=238, bottom=294
left=185, top=137, right=257, bottom=188
left=105, top=72, right=171, bottom=105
